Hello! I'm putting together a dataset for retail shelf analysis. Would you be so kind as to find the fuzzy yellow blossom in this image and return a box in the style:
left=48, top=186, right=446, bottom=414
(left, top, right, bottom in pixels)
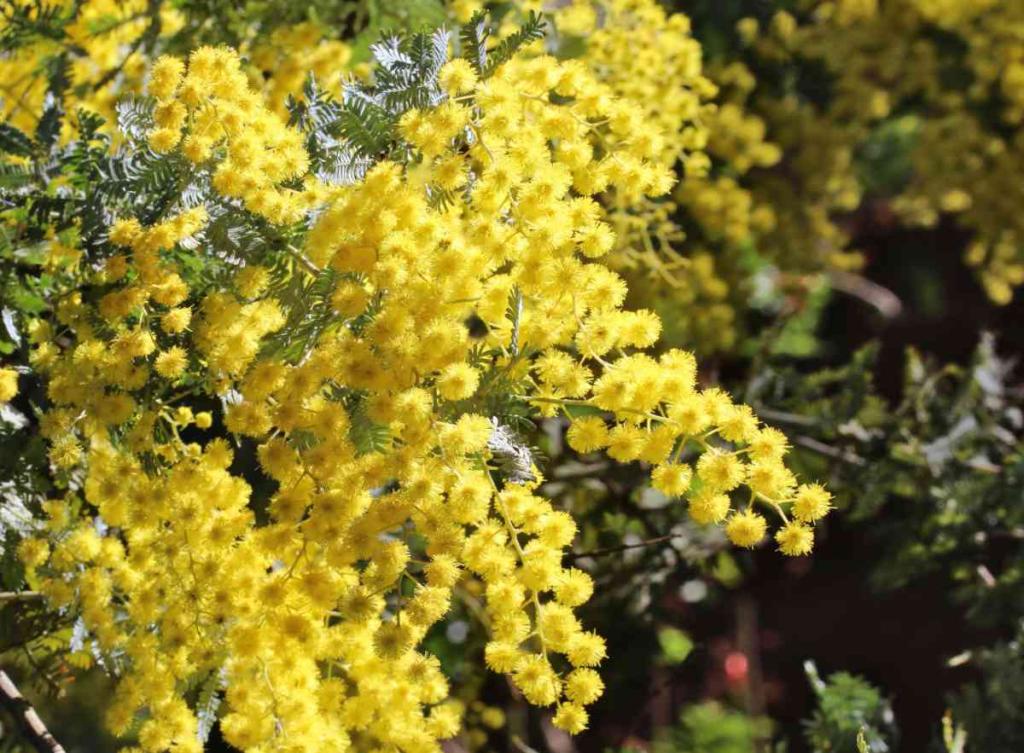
left=17, top=22, right=832, bottom=753
left=18, top=538, right=50, bottom=569
left=776, top=522, right=815, bottom=556
left=566, top=416, right=609, bottom=453
left=793, top=483, right=833, bottom=522
left=726, top=509, right=768, bottom=548
left=688, top=490, right=731, bottom=525
left=651, top=463, right=693, bottom=496
left=150, top=48, right=314, bottom=226
left=436, top=363, right=481, bottom=401
left=440, top=59, right=479, bottom=94
left=0, top=368, right=18, bottom=403
left=553, top=702, right=589, bottom=734
left=160, top=307, right=192, bottom=334
left=154, top=347, right=188, bottom=379
left=149, top=55, right=185, bottom=100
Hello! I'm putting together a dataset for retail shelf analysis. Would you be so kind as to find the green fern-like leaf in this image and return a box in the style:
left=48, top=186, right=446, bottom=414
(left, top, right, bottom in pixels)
left=74, top=109, right=106, bottom=141
left=0, top=161, right=32, bottom=190
left=459, top=11, right=490, bottom=75
left=0, top=0, right=69, bottom=50
left=349, top=399, right=393, bottom=455
left=0, top=123, right=34, bottom=157
left=338, top=95, right=396, bottom=160
left=482, top=11, right=545, bottom=77
left=288, top=75, right=344, bottom=134
left=35, top=91, right=64, bottom=151
left=289, top=76, right=375, bottom=185
left=115, top=96, right=156, bottom=141
left=195, top=667, right=224, bottom=744
left=370, top=28, right=450, bottom=112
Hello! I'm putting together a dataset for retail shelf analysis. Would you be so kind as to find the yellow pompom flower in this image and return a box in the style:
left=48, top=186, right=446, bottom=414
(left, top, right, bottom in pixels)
left=0, top=368, right=18, bottom=403
left=651, top=462, right=694, bottom=496
left=439, top=59, right=478, bottom=94
left=566, top=416, right=609, bottom=453
left=154, top=347, right=188, bottom=379
left=725, top=510, right=768, bottom=548
left=160, top=307, right=192, bottom=334
left=554, top=568, right=594, bottom=607
left=149, top=55, right=185, bottom=100
left=564, top=668, right=604, bottom=706
left=747, top=427, right=789, bottom=462
left=775, top=522, right=815, bottom=556
left=688, top=490, right=731, bottom=525
left=792, top=483, right=833, bottom=522
left=553, top=702, right=589, bottom=734
left=513, top=655, right=562, bottom=705
left=436, top=363, right=480, bottom=401
left=148, top=127, right=182, bottom=153
left=696, top=449, right=746, bottom=492
left=17, top=538, right=49, bottom=568
left=330, top=280, right=370, bottom=318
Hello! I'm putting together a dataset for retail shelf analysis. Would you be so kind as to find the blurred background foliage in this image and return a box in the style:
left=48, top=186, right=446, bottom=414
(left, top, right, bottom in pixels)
left=3, top=0, right=1024, bottom=752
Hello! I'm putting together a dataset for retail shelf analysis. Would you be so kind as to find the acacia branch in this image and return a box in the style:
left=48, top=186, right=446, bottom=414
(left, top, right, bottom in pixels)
left=0, top=670, right=66, bottom=753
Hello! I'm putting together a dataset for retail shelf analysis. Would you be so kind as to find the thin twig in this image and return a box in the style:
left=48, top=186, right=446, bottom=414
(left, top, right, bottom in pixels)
left=286, top=244, right=323, bottom=275
left=0, top=591, right=44, bottom=605
left=793, top=436, right=867, bottom=466
left=0, top=670, right=66, bottom=753
left=567, top=534, right=679, bottom=562
left=828, top=269, right=903, bottom=319
left=976, top=564, right=997, bottom=589
left=755, top=407, right=819, bottom=427
left=511, top=735, right=542, bottom=753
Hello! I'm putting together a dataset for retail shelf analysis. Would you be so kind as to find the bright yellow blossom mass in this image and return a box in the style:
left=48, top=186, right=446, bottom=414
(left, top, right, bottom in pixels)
left=5, top=9, right=831, bottom=753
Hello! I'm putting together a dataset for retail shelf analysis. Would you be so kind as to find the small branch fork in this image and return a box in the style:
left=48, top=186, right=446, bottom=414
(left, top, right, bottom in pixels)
left=0, top=670, right=66, bottom=753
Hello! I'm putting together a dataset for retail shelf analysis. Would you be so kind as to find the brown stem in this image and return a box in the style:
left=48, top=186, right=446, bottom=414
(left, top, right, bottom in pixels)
left=0, top=670, right=67, bottom=753
left=793, top=435, right=867, bottom=466
left=827, top=269, right=903, bottom=319
left=0, top=591, right=44, bottom=605
left=566, top=534, right=679, bottom=562
left=736, top=596, right=768, bottom=753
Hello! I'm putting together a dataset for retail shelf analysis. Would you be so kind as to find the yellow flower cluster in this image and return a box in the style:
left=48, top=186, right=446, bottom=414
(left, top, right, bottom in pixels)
left=146, top=47, right=316, bottom=225
left=896, top=0, right=1024, bottom=302
left=0, top=3, right=350, bottom=144
left=0, top=367, right=18, bottom=403
left=18, top=28, right=829, bottom=753
left=557, top=0, right=734, bottom=355
left=737, top=0, right=1024, bottom=301
left=559, top=353, right=830, bottom=555
left=485, top=0, right=786, bottom=354
left=0, top=0, right=183, bottom=132
left=721, top=16, right=867, bottom=277
left=547, top=0, right=712, bottom=169
left=245, top=22, right=354, bottom=117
